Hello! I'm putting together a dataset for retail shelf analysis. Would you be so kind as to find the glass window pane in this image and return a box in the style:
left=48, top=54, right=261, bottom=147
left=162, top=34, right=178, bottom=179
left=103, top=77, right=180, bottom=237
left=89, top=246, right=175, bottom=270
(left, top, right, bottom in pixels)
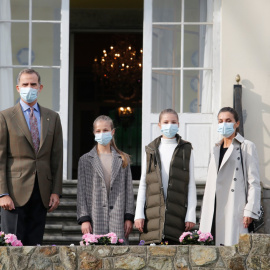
left=13, top=68, right=25, bottom=105
left=152, top=70, right=180, bottom=113
left=32, top=23, right=60, bottom=66
left=32, top=0, right=61, bottom=21
left=153, top=0, right=181, bottom=22
left=10, top=0, right=29, bottom=20
left=152, top=25, right=181, bottom=68
left=11, top=23, right=30, bottom=65
left=12, top=68, right=60, bottom=111
left=185, top=0, right=211, bottom=23
left=0, top=68, right=14, bottom=110
left=183, top=70, right=212, bottom=113
left=184, top=24, right=212, bottom=68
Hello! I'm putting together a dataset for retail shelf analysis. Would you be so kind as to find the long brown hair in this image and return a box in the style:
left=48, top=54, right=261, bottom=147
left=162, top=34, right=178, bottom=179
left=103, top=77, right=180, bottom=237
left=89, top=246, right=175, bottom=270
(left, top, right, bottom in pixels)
left=93, top=115, right=130, bottom=168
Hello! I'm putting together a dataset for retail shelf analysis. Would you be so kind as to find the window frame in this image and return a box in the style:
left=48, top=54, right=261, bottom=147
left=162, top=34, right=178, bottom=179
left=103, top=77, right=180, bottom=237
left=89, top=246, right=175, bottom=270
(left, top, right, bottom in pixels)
left=0, top=0, right=70, bottom=178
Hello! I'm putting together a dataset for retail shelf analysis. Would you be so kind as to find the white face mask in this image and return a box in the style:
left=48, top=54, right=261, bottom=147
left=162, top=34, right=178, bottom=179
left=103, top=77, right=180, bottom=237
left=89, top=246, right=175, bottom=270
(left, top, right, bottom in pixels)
left=217, top=122, right=235, bottom=137
left=20, top=87, right=38, bottom=103
left=161, top=124, right=179, bottom=138
left=95, top=132, right=113, bottom=146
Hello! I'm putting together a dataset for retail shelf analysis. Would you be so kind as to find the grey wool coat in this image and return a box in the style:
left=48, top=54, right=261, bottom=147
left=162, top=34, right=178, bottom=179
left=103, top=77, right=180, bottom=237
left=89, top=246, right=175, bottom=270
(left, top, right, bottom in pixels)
left=77, top=146, right=135, bottom=242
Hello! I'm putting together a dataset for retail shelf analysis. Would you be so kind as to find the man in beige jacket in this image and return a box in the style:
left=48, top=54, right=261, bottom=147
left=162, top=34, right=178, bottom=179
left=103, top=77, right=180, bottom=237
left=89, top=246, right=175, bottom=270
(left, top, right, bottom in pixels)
left=0, top=69, right=63, bottom=245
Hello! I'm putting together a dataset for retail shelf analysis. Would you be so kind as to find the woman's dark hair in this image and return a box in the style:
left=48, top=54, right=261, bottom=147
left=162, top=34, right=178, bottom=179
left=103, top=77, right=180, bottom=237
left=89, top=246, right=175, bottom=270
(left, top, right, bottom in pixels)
left=218, top=107, right=240, bottom=134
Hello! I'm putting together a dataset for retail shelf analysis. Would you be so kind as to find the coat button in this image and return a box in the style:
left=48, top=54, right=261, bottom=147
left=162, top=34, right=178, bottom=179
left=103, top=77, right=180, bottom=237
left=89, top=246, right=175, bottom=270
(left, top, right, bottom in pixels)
left=110, top=206, right=113, bottom=209
left=111, top=187, right=113, bottom=191
left=258, top=211, right=260, bottom=214
left=234, top=178, right=237, bottom=181
left=236, top=168, right=239, bottom=171
left=237, top=148, right=239, bottom=150
left=103, top=205, right=106, bottom=207
left=237, top=157, right=240, bottom=160
left=231, top=189, right=234, bottom=192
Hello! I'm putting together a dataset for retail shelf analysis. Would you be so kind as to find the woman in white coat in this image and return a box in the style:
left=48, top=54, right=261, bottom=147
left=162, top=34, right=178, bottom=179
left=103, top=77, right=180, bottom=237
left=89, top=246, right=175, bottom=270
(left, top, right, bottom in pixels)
left=200, top=107, right=261, bottom=246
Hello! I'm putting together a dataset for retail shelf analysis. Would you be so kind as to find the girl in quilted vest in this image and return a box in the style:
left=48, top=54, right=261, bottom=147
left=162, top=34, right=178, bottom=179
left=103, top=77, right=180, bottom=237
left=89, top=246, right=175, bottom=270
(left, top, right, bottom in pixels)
left=134, top=108, right=197, bottom=244
left=77, top=115, right=134, bottom=244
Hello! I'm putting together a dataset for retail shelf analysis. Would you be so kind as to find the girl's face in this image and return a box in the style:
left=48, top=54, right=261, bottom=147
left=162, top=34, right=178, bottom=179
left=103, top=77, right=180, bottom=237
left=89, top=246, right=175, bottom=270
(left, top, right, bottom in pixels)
left=158, top=113, right=179, bottom=128
left=218, top=111, right=239, bottom=130
left=94, top=120, right=115, bottom=135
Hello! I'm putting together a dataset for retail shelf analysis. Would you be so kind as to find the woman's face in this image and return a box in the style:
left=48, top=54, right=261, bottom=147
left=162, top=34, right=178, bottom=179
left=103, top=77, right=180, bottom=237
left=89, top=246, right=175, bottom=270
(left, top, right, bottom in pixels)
left=94, top=120, right=115, bottom=135
left=158, top=113, right=179, bottom=129
left=218, top=111, right=239, bottom=131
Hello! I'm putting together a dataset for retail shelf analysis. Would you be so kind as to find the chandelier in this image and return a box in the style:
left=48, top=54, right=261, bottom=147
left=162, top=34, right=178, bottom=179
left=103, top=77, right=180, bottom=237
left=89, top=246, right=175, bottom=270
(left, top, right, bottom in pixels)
left=93, top=40, right=142, bottom=101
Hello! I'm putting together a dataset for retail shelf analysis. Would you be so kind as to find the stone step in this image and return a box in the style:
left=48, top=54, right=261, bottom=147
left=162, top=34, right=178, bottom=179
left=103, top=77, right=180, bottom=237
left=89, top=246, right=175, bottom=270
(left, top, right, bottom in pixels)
left=57, top=201, right=77, bottom=211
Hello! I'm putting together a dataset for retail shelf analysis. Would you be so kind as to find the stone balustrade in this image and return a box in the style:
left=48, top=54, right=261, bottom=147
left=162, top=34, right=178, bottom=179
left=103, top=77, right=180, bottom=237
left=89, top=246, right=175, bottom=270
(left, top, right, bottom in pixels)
left=0, top=234, right=269, bottom=269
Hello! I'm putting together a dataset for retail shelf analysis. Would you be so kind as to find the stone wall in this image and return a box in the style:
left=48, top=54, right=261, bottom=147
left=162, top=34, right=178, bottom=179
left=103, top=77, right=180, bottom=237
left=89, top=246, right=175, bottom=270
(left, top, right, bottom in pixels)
left=0, top=234, right=269, bottom=269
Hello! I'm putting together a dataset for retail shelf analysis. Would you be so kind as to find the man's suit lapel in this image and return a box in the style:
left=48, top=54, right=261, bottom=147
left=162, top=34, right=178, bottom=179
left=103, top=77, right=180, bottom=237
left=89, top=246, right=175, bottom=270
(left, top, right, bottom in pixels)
left=12, top=102, right=34, bottom=149
left=39, top=105, right=50, bottom=150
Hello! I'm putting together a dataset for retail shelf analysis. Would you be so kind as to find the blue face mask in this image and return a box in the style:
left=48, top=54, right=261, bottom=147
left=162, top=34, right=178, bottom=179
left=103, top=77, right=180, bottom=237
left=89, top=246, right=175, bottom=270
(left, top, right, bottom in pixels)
left=95, top=132, right=113, bottom=146
left=161, top=124, right=179, bottom=138
left=20, top=87, right=38, bottom=103
left=217, top=122, right=235, bottom=137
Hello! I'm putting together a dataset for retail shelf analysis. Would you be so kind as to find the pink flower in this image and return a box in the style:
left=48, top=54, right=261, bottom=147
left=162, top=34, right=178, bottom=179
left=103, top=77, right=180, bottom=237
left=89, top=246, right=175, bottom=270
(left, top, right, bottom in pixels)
left=179, top=232, right=192, bottom=242
left=83, top=233, right=98, bottom=244
left=197, top=230, right=201, bottom=235
left=110, top=236, right=118, bottom=244
left=106, top=232, right=117, bottom=238
left=12, top=240, right=23, bottom=246
left=118, top=239, right=124, bottom=243
left=198, top=233, right=206, bottom=242
left=5, top=234, right=17, bottom=244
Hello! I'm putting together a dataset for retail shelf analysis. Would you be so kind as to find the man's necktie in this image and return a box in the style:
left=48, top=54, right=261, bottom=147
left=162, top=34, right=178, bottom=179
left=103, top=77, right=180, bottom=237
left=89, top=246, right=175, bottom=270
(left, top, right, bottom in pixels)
left=29, top=107, right=40, bottom=153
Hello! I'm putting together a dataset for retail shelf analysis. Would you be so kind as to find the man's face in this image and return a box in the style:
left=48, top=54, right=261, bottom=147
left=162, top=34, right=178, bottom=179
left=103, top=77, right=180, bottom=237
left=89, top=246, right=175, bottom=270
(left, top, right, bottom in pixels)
left=16, top=73, right=43, bottom=94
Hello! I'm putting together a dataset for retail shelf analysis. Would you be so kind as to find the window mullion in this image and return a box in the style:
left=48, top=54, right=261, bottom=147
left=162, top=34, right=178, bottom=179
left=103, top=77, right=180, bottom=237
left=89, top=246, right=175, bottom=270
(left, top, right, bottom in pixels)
left=28, top=0, right=33, bottom=68
left=180, top=0, right=185, bottom=113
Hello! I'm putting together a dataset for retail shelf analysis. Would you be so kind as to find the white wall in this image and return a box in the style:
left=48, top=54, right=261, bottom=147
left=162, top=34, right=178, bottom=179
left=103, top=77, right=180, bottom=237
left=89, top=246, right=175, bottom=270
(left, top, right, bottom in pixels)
left=221, top=0, right=270, bottom=188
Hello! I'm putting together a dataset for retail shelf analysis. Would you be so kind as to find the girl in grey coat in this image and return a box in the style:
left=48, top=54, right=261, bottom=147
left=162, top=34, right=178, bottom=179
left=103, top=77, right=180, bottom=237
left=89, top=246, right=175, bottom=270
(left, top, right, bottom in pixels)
left=77, top=115, right=134, bottom=243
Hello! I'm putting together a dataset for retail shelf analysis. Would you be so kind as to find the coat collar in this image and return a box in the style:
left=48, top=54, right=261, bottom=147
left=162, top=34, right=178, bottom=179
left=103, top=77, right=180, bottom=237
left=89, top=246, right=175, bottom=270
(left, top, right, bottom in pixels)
left=88, top=146, right=123, bottom=187
left=146, top=134, right=186, bottom=153
left=213, top=133, right=244, bottom=172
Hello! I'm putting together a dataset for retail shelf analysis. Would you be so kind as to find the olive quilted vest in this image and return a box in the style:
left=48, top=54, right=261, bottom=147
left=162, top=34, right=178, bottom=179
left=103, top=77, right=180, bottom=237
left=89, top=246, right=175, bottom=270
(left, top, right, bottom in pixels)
left=140, top=134, right=192, bottom=244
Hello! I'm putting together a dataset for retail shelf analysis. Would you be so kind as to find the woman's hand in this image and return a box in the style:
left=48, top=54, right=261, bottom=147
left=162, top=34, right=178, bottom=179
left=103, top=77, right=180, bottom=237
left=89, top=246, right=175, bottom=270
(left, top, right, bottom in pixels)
left=81, top=221, right=92, bottom=234
left=124, top=220, right=133, bottom=238
left=185, top=222, right=195, bottom=231
left=134, top=219, right=145, bottom=233
left=243, top=216, right=253, bottom=228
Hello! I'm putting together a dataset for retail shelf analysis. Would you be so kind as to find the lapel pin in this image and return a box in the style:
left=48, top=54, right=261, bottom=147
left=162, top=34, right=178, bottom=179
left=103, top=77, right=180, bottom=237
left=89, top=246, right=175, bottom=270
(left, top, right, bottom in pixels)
left=47, top=118, right=49, bottom=121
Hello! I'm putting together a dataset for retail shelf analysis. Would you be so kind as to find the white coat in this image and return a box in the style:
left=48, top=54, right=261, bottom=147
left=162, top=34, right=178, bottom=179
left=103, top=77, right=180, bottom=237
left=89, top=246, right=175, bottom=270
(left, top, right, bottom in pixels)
left=199, top=133, right=261, bottom=246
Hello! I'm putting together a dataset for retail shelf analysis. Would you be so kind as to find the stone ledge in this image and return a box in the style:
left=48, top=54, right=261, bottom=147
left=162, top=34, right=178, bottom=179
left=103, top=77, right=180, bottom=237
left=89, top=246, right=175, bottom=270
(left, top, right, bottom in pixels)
left=0, top=234, right=269, bottom=269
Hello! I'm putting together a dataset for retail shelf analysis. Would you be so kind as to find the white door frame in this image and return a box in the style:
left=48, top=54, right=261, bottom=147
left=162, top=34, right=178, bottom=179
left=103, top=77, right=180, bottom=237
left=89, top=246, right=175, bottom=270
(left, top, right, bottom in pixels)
left=142, top=0, right=222, bottom=183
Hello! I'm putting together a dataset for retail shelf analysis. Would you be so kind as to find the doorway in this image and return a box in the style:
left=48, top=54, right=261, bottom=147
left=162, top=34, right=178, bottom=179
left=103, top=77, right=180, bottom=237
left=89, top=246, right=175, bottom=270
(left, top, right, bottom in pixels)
left=71, top=32, right=142, bottom=179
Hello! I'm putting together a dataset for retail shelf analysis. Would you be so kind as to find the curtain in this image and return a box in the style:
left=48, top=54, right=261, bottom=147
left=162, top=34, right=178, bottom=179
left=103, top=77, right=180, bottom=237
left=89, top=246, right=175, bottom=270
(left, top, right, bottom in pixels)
left=0, top=0, right=14, bottom=111
left=201, top=0, right=213, bottom=113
